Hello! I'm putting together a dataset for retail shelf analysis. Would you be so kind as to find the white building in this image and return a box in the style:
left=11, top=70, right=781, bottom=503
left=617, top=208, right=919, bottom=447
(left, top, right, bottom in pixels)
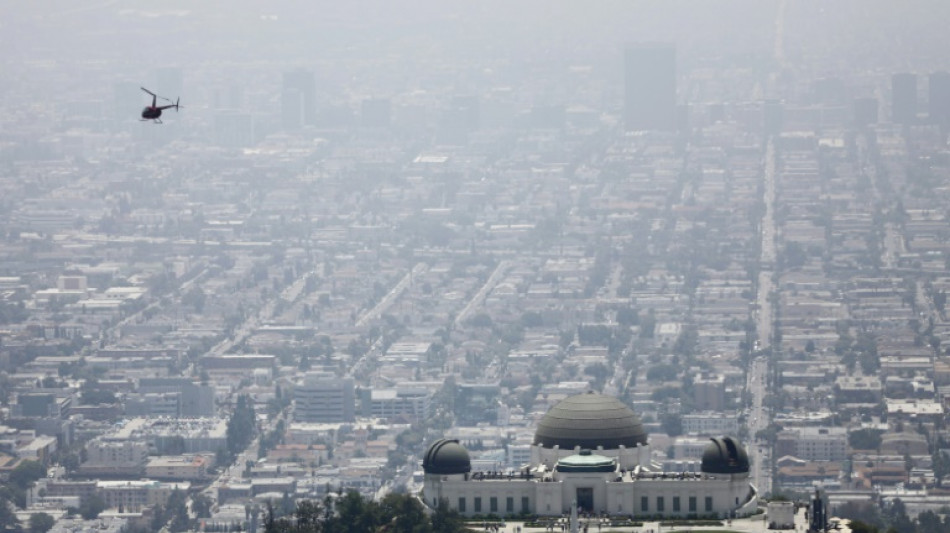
left=362, top=387, right=431, bottom=422
left=422, top=393, right=757, bottom=519
left=682, top=412, right=740, bottom=436
left=672, top=436, right=712, bottom=460
left=780, top=427, right=847, bottom=461
left=145, top=456, right=210, bottom=481
left=294, top=372, right=355, bottom=423
left=768, top=500, right=796, bottom=529
left=81, top=438, right=149, bottom=476
left=96, top=480, right=190, bottom=512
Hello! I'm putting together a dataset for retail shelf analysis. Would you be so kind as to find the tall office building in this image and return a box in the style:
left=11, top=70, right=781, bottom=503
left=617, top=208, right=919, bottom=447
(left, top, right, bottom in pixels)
left=624, top=43, right=676, bottom=131
left=929, top=71, right=950, bottom=125
left=891, top=72, right=917, bottom=124
left=281, top=69, right=316, bottom=129
left=293, top=372, right=355, bottom=423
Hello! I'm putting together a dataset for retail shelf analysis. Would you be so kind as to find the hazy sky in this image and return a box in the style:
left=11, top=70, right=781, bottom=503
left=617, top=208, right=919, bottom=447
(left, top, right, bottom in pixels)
left=3, top=1, right=950, bottom=104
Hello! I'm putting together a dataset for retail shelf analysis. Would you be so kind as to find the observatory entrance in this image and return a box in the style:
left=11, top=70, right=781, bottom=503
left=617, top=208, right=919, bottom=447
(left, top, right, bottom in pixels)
left=576, top=487, right=593, bottom=513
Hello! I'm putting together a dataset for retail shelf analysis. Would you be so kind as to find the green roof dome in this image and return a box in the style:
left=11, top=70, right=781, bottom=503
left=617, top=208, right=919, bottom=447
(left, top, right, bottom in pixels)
left=422, top=439, right=471, bottom=475
left=534, top=392, right=648, bottom=450
left=701, top=437, right=750, bottom=474
left=556, top=449, right=617, bottom=473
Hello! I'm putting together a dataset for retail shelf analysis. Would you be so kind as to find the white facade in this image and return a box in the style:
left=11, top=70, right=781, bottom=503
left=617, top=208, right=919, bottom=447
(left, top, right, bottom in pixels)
left=365, top=387, right=430, bottom=421
left=507, top=444, right=532, bottom=469
left=682, top=412, right=740, bottom=436
left=673, top=436, right=712, bottom=460
left=795, top=427, right=847, bottom=461
left=145, top=456, right=209, bottom=481
left=424, top=393, right=757, bottom=519
left=85, top=438, right=149, bottom=468
left=423, top=458, right=757, bottom=519
left=767, top=500, right=796, bottom=529
left=294, top=372, right=355, bottom=423
left=96, top=480, right=190, bottom=512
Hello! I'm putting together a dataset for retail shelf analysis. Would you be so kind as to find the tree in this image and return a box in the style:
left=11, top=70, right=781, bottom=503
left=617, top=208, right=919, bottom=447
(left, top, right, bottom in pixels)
left=79, top=389, right=116, bottom=405
left=885, top=498, right=914, bottom=533
left=467, top=313, right=493, bottom=328
left=779, top=240, right=807, bottom=269
left=334, top=490, right=378, bottom=533
left=263, top=491, right=467, bottom=533
left=520, top=311, right=543, bottom=328
left=660, top=412, right=683, bottom=437
left=934, top=290, right=947, bottom=313
left=0, top=301, right=28, bottom=325
left=431, top=498, right=464, bottom=533
left=917, top=510, right=944, bottom=533
left=192, top=492, right=213, bottom=519
left=835, top=502, right=884, bottom=532
left=28, top=512, right=54, bottom=533
left=584, top=363, right=610, bottom=389
left=10, top=461, right=46, bottom=491
left=849, top=428, right=884, bottom=451
left=0, top=498, right=17, bottom=531
left=650, top=386, right=681, bottom=402
left=616, top=307, right=639, bottom=327
left=79, top=494, right=106, bottom=520
left=639, top=310, right=656, bottom=338
left=378, top=492, right=431, bottom=533
left=577, top=324, right=613, bottom=346
left=182, top=286, right=207, bottom=313
left=672, top=326, right=698, bottom=357
left=847, top=520, right=880, bottom=533
left=164, top=436, right=186, bottom=456
left=646, top=364, right=678, bottom=382
left=227, top=394, right=257, bottom=458
left=60, top=451, right=80, bottom=474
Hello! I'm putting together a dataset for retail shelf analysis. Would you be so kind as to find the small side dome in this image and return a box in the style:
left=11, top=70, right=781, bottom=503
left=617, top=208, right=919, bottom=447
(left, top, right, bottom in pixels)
left=422, top=439, right=471, bottom=475
left=701, top=436, right=750, bottom=474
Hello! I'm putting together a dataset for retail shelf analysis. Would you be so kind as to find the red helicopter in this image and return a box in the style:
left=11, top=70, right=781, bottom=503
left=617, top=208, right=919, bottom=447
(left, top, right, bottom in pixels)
left=140, top=87, right=180, bottom=123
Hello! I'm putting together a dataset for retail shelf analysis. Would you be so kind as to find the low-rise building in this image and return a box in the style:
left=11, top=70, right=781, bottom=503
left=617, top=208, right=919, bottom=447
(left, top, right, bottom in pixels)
left=681, top=412, right=739, bottom=436
left=145, top=456, right=210, bottom=481
left=96, top=480, right=190, bottom=512
left=776, top=427, right=847, bottom=461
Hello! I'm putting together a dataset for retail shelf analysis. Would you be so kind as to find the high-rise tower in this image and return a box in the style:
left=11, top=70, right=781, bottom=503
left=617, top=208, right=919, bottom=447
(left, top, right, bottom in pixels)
left=929, top=71, right=950, bottom=125
left=892, top=72, right=917, bottom=124
left=281, top=69, right=316, bottom=129
left=624, top=43, right=676, bottom=131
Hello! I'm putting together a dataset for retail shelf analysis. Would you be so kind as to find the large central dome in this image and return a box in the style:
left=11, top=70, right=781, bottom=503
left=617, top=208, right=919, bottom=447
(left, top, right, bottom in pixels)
left=534, top=392, right=648, bottom=450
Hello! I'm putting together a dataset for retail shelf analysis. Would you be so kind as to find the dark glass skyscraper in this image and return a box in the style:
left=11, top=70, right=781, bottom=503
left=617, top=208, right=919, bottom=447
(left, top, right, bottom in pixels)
left=891, top=72, right=917, bottom=124
left=624, top=43, right=676, bottom=131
